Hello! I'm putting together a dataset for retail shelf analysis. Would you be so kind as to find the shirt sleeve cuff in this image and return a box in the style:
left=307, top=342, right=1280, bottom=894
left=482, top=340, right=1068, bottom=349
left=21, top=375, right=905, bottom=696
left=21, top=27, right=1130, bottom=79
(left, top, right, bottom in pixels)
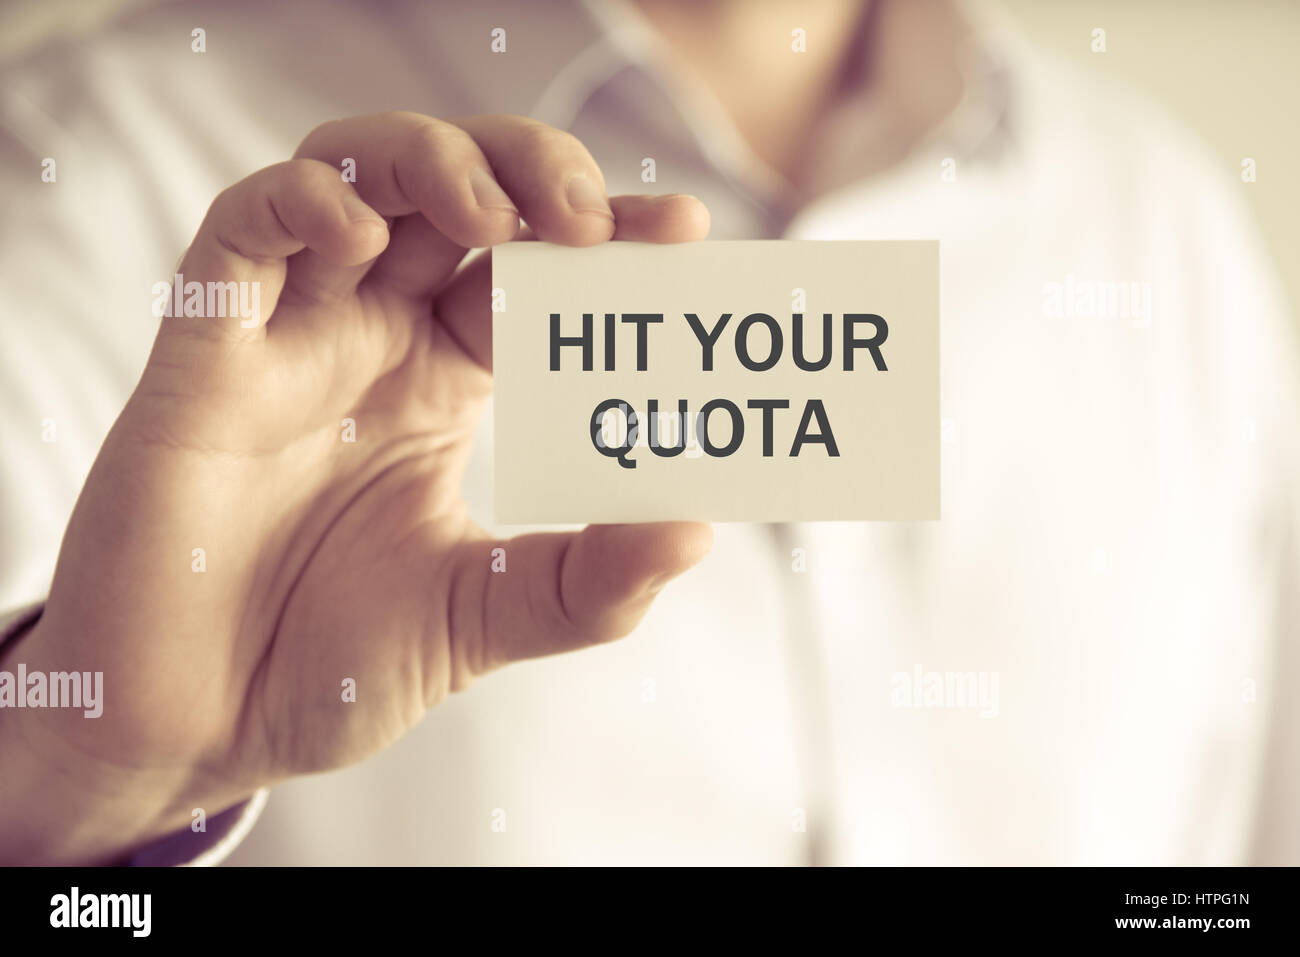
left=125, top=789, right=270, bottom=867
left=0, top=601, right=43, bottom=646
left=2, top=601, right=270, bottom=866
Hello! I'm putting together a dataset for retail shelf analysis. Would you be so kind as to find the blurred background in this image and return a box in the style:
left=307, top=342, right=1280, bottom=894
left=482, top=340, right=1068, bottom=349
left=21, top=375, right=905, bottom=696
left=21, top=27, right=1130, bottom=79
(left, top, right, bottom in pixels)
left=4, top=0, right=1297, bottom=323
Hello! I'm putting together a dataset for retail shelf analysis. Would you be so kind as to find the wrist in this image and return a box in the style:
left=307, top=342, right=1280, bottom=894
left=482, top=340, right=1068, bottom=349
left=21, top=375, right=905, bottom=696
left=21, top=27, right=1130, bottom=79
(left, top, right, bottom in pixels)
left=0, top=621, right=231, bottom=864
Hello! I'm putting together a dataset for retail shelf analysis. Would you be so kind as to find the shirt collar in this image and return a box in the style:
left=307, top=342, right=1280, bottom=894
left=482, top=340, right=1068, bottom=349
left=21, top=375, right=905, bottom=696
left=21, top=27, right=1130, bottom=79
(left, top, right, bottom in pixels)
left=525, top=0, right=1021, bottom=211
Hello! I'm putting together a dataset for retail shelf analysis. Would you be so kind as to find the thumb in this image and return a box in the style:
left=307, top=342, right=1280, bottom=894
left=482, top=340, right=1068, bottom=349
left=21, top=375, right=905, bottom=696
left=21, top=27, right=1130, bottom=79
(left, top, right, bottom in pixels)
left=444, top=522, right=713, bottom=682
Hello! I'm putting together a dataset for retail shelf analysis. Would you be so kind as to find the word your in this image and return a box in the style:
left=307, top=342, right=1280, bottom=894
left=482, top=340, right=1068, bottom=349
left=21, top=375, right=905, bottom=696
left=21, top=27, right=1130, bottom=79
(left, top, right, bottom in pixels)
left=151, top=272, right=261, bottom=327
left=0, top=665, right=102, bottom=718
left=890, top=665, right=999, bottom=718
left=50, top=887, right=151, bottom=937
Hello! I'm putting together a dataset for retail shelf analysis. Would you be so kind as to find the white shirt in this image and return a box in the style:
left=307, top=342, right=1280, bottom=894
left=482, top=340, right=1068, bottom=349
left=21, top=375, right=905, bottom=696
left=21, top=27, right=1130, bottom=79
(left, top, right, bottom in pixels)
left=1, top=0, right=1297, bottom=864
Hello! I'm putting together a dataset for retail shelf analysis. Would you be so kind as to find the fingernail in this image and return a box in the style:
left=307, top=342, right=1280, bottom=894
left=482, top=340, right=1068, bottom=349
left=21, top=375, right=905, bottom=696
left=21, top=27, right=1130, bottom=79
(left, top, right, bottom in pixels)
left=566, top=174, right=615, bottom=220
left=342, top=191, right=385, bottom=225
left=470, top=168, right=517, bottom=211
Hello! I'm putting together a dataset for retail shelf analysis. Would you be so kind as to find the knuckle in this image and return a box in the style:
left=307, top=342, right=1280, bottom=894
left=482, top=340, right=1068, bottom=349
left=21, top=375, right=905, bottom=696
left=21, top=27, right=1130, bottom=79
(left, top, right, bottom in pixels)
left=276, top=157, right=335, bottom=189
left=207, top=181, right=259, bottom=245
left=208, top=181, right=241, bottom=221
left=296, top=116, right=346, bottom=155
left=515, top=119, right=585, bottom=162
left=406, top=119, right=474, bottom=165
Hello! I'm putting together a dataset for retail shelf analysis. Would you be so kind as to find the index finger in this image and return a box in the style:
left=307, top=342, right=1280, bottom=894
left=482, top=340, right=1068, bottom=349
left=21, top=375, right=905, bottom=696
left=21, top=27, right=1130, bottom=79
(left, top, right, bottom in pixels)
left=295, top=111, right=620, bottom=249
left=294, top=111, right=519, bottom=250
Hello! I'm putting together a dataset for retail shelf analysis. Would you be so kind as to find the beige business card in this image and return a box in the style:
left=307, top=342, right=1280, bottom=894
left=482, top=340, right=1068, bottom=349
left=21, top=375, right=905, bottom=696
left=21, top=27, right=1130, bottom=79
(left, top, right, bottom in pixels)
left=491, top=240, right=938, bottom=523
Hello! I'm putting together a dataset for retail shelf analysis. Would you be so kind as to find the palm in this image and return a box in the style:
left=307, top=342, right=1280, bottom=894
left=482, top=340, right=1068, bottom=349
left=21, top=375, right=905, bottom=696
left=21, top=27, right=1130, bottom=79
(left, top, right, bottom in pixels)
left=230, top=278, right=495, bottom=776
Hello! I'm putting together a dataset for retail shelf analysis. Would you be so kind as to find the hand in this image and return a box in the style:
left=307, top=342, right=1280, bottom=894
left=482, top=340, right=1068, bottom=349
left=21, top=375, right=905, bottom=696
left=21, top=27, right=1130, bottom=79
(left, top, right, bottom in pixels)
left=0, top=112, right=713, bottom=864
